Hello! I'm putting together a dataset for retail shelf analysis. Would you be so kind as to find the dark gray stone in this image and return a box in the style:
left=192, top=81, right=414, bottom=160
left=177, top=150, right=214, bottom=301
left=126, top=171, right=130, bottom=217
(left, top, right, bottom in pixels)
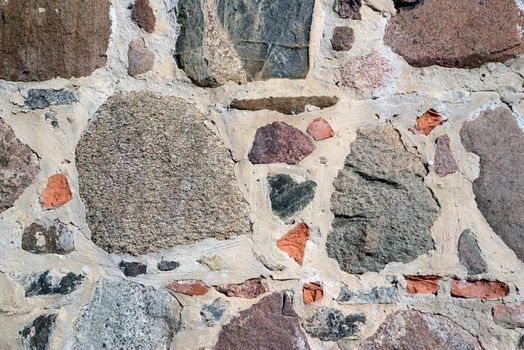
left=21, top=314, right=56, bottom=350
left=157, top=260, right=180, bottom=271
left=201, top=298, right=227, bottom=327
left=268, top=174, right=316, bottom=220
left=25, top=271, right=83, bottom=297
left=303, top=308, right=366, bottom=341
left=519, top=335, right=524, bottom=349
left=337, top=285, right=398, bottom=304
left=458, top=229, right=487, bottom=275
left=331, top=27, right=354, bottom=51
left=25, top=89, right=77, bottom=110
left=460, top=107, right=524, bottom=262
left=327, top=125, right=439, bottom=274
left=119, top=261, right=147, bottom=277
left=21, top=220, right=74, bottom=255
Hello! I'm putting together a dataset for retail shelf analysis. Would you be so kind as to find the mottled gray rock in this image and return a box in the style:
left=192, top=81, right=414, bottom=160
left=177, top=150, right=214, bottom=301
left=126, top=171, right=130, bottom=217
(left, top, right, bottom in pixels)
left=128, top=39, right=154, bottom=76
left=75, top=93, right=251, bottom=255
left=435, top=134, right=459, bottom=177
left=0, top=118, right=39, bottom=214
left=334, top=0, right=361, bottom=19
left=331, top=27, right=354, bottom=51
left=304, top=308, right=366, bottom=341
left=157, top=260, right=180, bottom=271
left=519, top=335, right=524, bottom=349
left=230, top=96, right=339, bottom=115
left=268, top=174, right=317, bottom=220
left=21, top=314, right=56, bottom=350
left=119, top=261, right=147, bottom=277
left=460, top=107, right=524, bottom=262
left=458, top=229, right=487, bottom=275
left=356, top=310, right=483, bottom=350
left=201, top=298, right=227, bottom=327
left=24, top=271, right=83, bottom=297
left=21, top=221, right=74, bottom=255
left=24, top=89, right=77, bottom=110
left=74, top=277, right=181, bottom=350
left=337, top=285, right=398, bottom=304
left=215, top=292, right=310, bottom=350
left=327, top=125, right=439, bottom=274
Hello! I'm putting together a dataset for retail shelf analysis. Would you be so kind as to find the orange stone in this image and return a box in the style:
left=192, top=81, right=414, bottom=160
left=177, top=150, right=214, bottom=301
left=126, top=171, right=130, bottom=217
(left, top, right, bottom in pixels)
left=40, top=173, right=72, bottom=209
left=410, top=109, right=445, bottom=136
left=451, top=279, right=509, bottom=299
left=307, top=117, right=335, bottom=141
left=405, top=275, right=440, bottom=295
left=276, top=223, right=309, bottom=265
left=303, top=282, right=323, bottom=304
left=167, top=280, right=209, bottom=296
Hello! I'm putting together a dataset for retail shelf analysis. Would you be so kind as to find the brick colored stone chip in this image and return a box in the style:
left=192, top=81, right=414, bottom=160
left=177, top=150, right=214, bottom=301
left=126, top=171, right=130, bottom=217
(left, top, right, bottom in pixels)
left=40, top=174, right=72, bottom=210
left=405, top=275, right=440, bottom=295
left=410, top=109, right=444, bottom=136
left=216, top=278, right=268, bottom=299
left=303, top=282, right=323, bottom=304
left=132, top=0, right=155, bottom=33
left=307, top=117, right=335, bottom=141
left=277, top=223, right=310, bottom=265
left=451, top=279, right=509, bottom=299
left=167, top=280, right=209, bottom=296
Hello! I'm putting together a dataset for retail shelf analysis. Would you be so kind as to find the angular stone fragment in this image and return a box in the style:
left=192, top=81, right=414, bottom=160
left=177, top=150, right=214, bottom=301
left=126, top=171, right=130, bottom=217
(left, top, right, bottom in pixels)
left=25, top=271, right=84, bottom=297
left=119, top=261, right=147, bottom=277
left=0, top=0, right=111, bottom=81
left=327, top=125, right=439, bottom=274
left=74, top=277, right=181, bottom=350
left=248, top=122, right=315, bottom=165
left=24, top=89, right=78, bottom=110
left=337, top=285, right=398, bottom=304
left=307, top=117, right=335, bottom=141
left=75, top=93, right=251, bottom=255
left=199, top=255, right=223, bottom=271
left=519, top=336, right=524, bottom=350
left=167, top=280, right=209, bottom=296
left=410, top=109, right=445, bottom=136
left=304, top=308, right=366, bottom=341
left=303, top=282, right=323, bottom=304
left=201, top=298, right=227, bottom=327
left=268, top=175, right=317, bottom=220
left=22, top=221, right=74, bottom=255
left=0, top=118, right=39, bottom=214
left=21, top=314, right=56, bottom=350
left=392, top=0, right=422, bottom=11
left=460, top=107, right=524, bottom=262
left=434, top=134, right=458, bottom=176
left=356, top=310, right=483, bottom=350
left=157, top=260, right=180, bottom=271
left=276, top=223, right=310, bottom=265
left=451, top=279, right=509, bottom=299
left=215, top=292, right=310, bottom=350
left=331, top=27, right=354, bottom=51
left=127, top=39, right=154, bottom=76
left=384, top=0, right=524, bottom=68
left=230, top=96, right=339, bottom=115
left=340, top=52, right=391, bottom=89
left=39, top=174, right=72, bottom=210
left=132, top=0, right=156, bottom=33
left=458, top=229, right=487, bottom=275
left=334, top=0, right=362, bottom=19
left=492, top=303, right=524, bottom=329
left=405, top=275, right=440, bottom=295
left=216, top=278, right=268, bottom=299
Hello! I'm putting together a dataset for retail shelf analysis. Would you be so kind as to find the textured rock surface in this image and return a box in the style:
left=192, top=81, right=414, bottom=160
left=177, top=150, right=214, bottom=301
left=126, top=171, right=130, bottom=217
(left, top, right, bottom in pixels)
left=327, top=125, right=439, bottom=273
left=25, top=271, right=83, bottom=297
left=331, top=26, right=354, bottom=51
left=214, top=292, right=310, bottom=350
left=304, top=308, right=366, bottom=341
left=458, top=229, right=488, bottom=275
left=492, top=303, right=524, bottom=329
left=22, top=221, right=74, bottom=255
left=410, top=109, right=445, bottom=136
left=0, top=0, right=111, bottom=81
left=460, top=107, right=524, bottom=262
left=405, top=275, right=440, bottom=295
left=216, top=278, right=268, bottom=299
left=119, top=261, right=147, bottom=277
left=21, top=314, right=56, bottom=350
left=75, top=93, right=251, bottom=255
left=384, top=0, right=524, bottom=68
left=74, top=277, right=181, bottom=350
left=0, top=118, right=39, bottom=214
left=340, top=53, right=391, bottom=89
left=39, top=174, right=72, bottom=210
left=167, top=280, right=209, bottom=296
left=307, top=117, right=335, bottom=141
left=157, top=260, right=180, bottom=271
left=268, top=175, right=317, bottom=220
left=201, top=298, right=227, bottom=327
left=277, top=223, right=310, bottom=265
left=356, top=310, right=484, bottom=349
left=128, top=39, right=155, bottom=76
left=451, top=279, right=509, bottom=299
left=303, top=282, right=323, bottom=304
left=24, top=89, right=78, bottom=110
left=334, top=0, right=362, bottom=19
left=434, top=134, right=459, bottom=176
left=337, top=285, right=398, bottom=304
left=230, top=96, right=339, bottom=115
left=132, top=0, right=156, bottom=33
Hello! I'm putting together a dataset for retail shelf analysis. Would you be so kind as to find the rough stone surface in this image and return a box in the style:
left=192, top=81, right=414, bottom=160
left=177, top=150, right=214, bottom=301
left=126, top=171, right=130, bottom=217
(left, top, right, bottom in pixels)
left=21, top=221, right=74, bottom=255
left=198, top=255, right=223, bottom=271
left=157, top=260, right=180, bottom=272
left=334, top=0, right=362, bottom=19
left=248, top=121, right=315, bottom=165
left=434, top=134, right=459, bottom=176
left=216, top=278, right=268, bottom=299
left=24, top=89, right=78, bottom=110
left=277, top=223, right=310, bottom=265
left=21, top=314, right=56, bottom=350
left=201, top=298, right=227, bottom=327
left=214, top=292, right=311, bottom=350
left=331, top=27, right=354, bottom=52
left=327, top=125, right=439, bottom=274
left=451, top=279, right=509, bottom=299
left=356, top=310, right=484, bottom=350
left=0, top=118, right=39, bottom=214
left=405, top=275, right=440, bottom=295
left=337, top=285, right=398, bottom=304
left=128, top=39, right=155, bottom=76
left=0, top=0, right=111, bottom=81
left=75, top=93, right=251, bottom=255
left=39, top=174, right=72, bottom=210
left=519, top=336, right=524, bottom=350
left=303, top=282, right=323, bottom=304
left=410, top=109, right=445, bottom=136
left=119, top=261, right=147, bottom=277
left=74, top=277, right=181, bottom=350
left=460, top=107, right=524, bottom=262
left=230, top=96, right=339, bottom=115
left=340, top=52, right=391, bottom=89
left=167, top=280, right=209, bottom=296
left=384, top=0, right=524, bottom=68
left=25, top=271, right=84, bottom=297
left=458, top=229, right=488, bottom=275
left=132, top=0, right=156, bottom=33
left=304, top=308, right=366, bottom=341
left=492, top=303, right=524, bottom=329
left=268, top=175, right=317, bottom=220
left=307, top=117, right=335, bottom=141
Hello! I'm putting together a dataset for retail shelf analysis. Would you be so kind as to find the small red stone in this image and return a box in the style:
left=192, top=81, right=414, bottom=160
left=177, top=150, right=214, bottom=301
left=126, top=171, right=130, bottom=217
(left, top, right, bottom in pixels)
left=410, top=109, right=445, bottom=136
left=405, top=275, right=440, bottom=295
left=40, top=173, right=72, bottom=209
left=277, top=223, right=309, bottom=266
left=216, top=278, right=269, bottom=299
left=303, top=282, right=323, bottom=304
left=167, top=280, right=209, bottom=296
left=307, top=117, right=335, bottom=141
left=492, top=303, right=524, bottom=329
left=451, top=279, right=509, bottom=299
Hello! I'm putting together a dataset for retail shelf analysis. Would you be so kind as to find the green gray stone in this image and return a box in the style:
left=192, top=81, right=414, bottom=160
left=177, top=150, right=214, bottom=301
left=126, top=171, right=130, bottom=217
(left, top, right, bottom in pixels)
left=268, top=174, right=316, bottom=220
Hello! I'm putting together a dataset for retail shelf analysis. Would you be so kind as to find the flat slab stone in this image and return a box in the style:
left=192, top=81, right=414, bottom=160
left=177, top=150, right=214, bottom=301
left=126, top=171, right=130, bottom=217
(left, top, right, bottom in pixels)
left=76, top=93, right=251, bottom=255
left=460, top=107, right=524, bottom=262
left=230, top=96, right=339, bottom=115
left=458, top=229, right=487, bottom=275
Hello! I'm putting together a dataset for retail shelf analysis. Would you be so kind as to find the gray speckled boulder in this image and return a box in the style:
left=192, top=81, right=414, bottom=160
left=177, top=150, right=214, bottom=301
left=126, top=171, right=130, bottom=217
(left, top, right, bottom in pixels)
left=327, top=125, right=439, bottom=274
left=75, top=93, right=251, bottom=255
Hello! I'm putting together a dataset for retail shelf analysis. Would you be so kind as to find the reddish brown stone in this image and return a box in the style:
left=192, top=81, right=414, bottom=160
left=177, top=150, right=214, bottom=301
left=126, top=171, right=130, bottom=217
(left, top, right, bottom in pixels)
left=334, top=0, right=361, bottom=19
left=307, top=117, right=335, bottom=141
left=405, top=275, right=440, bottom=295
left=410, top=109, right=444, bottom=136
left=492, top=303, right=524, bottom=329
left=167, top=280, right=209, bottom=296
left=132, top=0, right=155, bottom=33
left=0, top=118, right=39, bottom=213
left=434, top=134, right=458, bottom=176
left=451, top=279, right=509, bottom=299
left=128, top=39, right=154, bottom=76
left=230, top=96, right=339, bottom=115
left=331, top=27, right=354, bottom=51
left=303, top=282, right=323, bottom=304
left=277, top=223, right=309, bottom=265
left=384, top=0, right=524, bottom=68
left=340, top=52, right=391, bottom=89
left=216, top=278, right=269, bottom=299
left=248, top=122, right=315, bottom=165
left=0, top=0, right=111, bottom=82
left=40, top=174, right=72, bottom=210
left=215, top=292, right=311, bottom=350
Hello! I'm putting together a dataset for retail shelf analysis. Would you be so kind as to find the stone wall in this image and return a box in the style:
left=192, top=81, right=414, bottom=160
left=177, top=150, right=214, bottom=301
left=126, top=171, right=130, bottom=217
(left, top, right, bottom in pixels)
left=1, top=0, right=524, bottom=349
